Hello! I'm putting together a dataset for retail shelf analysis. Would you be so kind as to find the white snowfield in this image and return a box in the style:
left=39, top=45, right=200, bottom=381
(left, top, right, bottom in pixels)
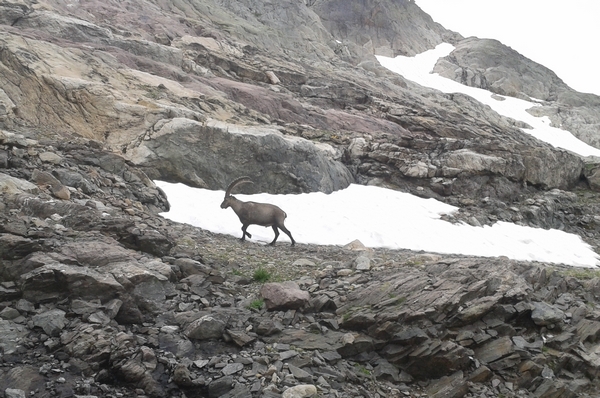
left=156, top=181, right=599, bottom=268
left=156, top=44, right=600, bottom=268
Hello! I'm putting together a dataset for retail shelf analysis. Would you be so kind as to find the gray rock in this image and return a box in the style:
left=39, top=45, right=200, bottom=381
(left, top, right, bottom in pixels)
left=128, top=118, right=353, bottom=194
left=312, top=0, right=450, bottom=58
left=392, top=327, right=429, bottom=345
left=426, top=371, right=469, bottom=398
left=117, top=358, right=146, bottom=382
left=279, top=350, right=298, bottom=360
left=15, top=299, right=34, bottom=314
left=38, top=152, right=63, bottom=164
left=19, top=262, right=124, bottom=303
left=226, top=329, right=256, bottom=347
left=222, top=362, right=244, bottom=376
left=185, top=315, right=226, bottom=340
left=255, top=318, right=285, bottom=336
left=52, top=168, right=99, bottom=194
left=0, top=234, right=41, bottom=261
left=531, top=301, right=565, bottom=326
left=373, top=359, right=400, bottom=382
left=474, top=336, right=514, bottom=364
left=433, top=38, right=561, bottom=101
left=0, top=307, right=20, bottom=320
left=281, top=384, right=317, bottom=398
left=4, top=389, right=27, bottom=398
left=260, top=281, right=310, bottom=311
left=105, top=299, right=123, bottom=319
left=353, top=255, right=371, bottom=271
left=71, top=299, right=103, bottom=316
left=0, top=173, right=39, bottom=195
left=208, top=376, right=234, bottom=398
left=159, top=332, right=195, bottom=358
left=0, top=0, right=29, bottom=25
left=3, top=1, right=600, bottom=397
left=0, top=320, right=28, bottom=355
left=287, top=364, right=312, bottom=382
left=576, top=319, right=600, bottom=343
left=32, top=309, right=67, bottom=337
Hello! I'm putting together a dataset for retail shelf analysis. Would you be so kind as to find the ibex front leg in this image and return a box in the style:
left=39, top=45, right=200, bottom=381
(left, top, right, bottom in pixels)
left=241, top=224, right=252, bottom=241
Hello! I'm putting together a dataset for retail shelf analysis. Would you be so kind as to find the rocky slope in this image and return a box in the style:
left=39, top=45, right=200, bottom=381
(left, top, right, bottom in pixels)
left=432, top=37, right=600, bottom=150
left=3, top=0, right=600, bottom=397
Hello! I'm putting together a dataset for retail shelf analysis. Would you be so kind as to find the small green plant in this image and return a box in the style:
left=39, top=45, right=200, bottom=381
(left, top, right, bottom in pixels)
left=253, top=267, right=271, bottom=283
left=248, top=299, right=264, bottom=310
left=354, top=364, right=371, bottom=376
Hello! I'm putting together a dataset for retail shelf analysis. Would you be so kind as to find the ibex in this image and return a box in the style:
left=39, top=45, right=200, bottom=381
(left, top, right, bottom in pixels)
left=220, top=176, right=296, bottom=246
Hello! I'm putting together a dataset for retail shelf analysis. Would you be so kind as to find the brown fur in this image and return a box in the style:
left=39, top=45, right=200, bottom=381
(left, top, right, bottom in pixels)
left=221, top=177, right=295, bottom=246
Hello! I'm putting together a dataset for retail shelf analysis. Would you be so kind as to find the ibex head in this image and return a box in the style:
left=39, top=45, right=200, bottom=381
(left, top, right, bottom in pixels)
left=220, top=176, right=254, bottom=209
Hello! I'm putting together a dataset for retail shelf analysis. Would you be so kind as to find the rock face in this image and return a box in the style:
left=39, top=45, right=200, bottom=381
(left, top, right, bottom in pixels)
left=3, top=0, right=600, bottom=397
left=433, top=38, right=566, bottom=101
left=1, top=0, right=597, bottom=199
left=433, top=37, right=600, bottom=150
left=311, top=0, right=460, bottom=59
left=128, top=118, right=353, bottom=193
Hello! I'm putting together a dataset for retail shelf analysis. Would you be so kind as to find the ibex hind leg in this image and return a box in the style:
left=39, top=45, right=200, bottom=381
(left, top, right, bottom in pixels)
left=269, top=226, right=280, bottom=246
left=280, top=225, right=296, bottom=246
left=271, top=226, right=295, bottom=246
left=241, top=225, right=252, bottom=241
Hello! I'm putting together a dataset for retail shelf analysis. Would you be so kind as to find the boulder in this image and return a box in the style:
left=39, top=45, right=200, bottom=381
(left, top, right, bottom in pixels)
left=18, top=262, right=124, bottom=303
left=474, top=336, right=515, bottom=365
left=0, top=320, right=28, bottom=355
left=4, top=389, right=27, bottom=398
left=282, top=384, right=317, bottom=398
left=127, top=118, right=353, bottom=194
left=531, top=301, right=565, bottom=326
left=0, top=234, right=41, bottom=260
left=0, top=173, right=39, bottom=195
left=260, top=281, right=310, bottom=311
left=32, top=309, right=66, bottom=336
left=426, top=371, right=469, bottom=398
left=185, top=315, right=226, bottom=340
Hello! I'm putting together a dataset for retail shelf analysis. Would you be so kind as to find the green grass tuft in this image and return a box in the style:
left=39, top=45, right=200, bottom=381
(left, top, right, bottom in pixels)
left=253, top=267, right=271, bottom=283
left=248, top=299, right=264, bottom=310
